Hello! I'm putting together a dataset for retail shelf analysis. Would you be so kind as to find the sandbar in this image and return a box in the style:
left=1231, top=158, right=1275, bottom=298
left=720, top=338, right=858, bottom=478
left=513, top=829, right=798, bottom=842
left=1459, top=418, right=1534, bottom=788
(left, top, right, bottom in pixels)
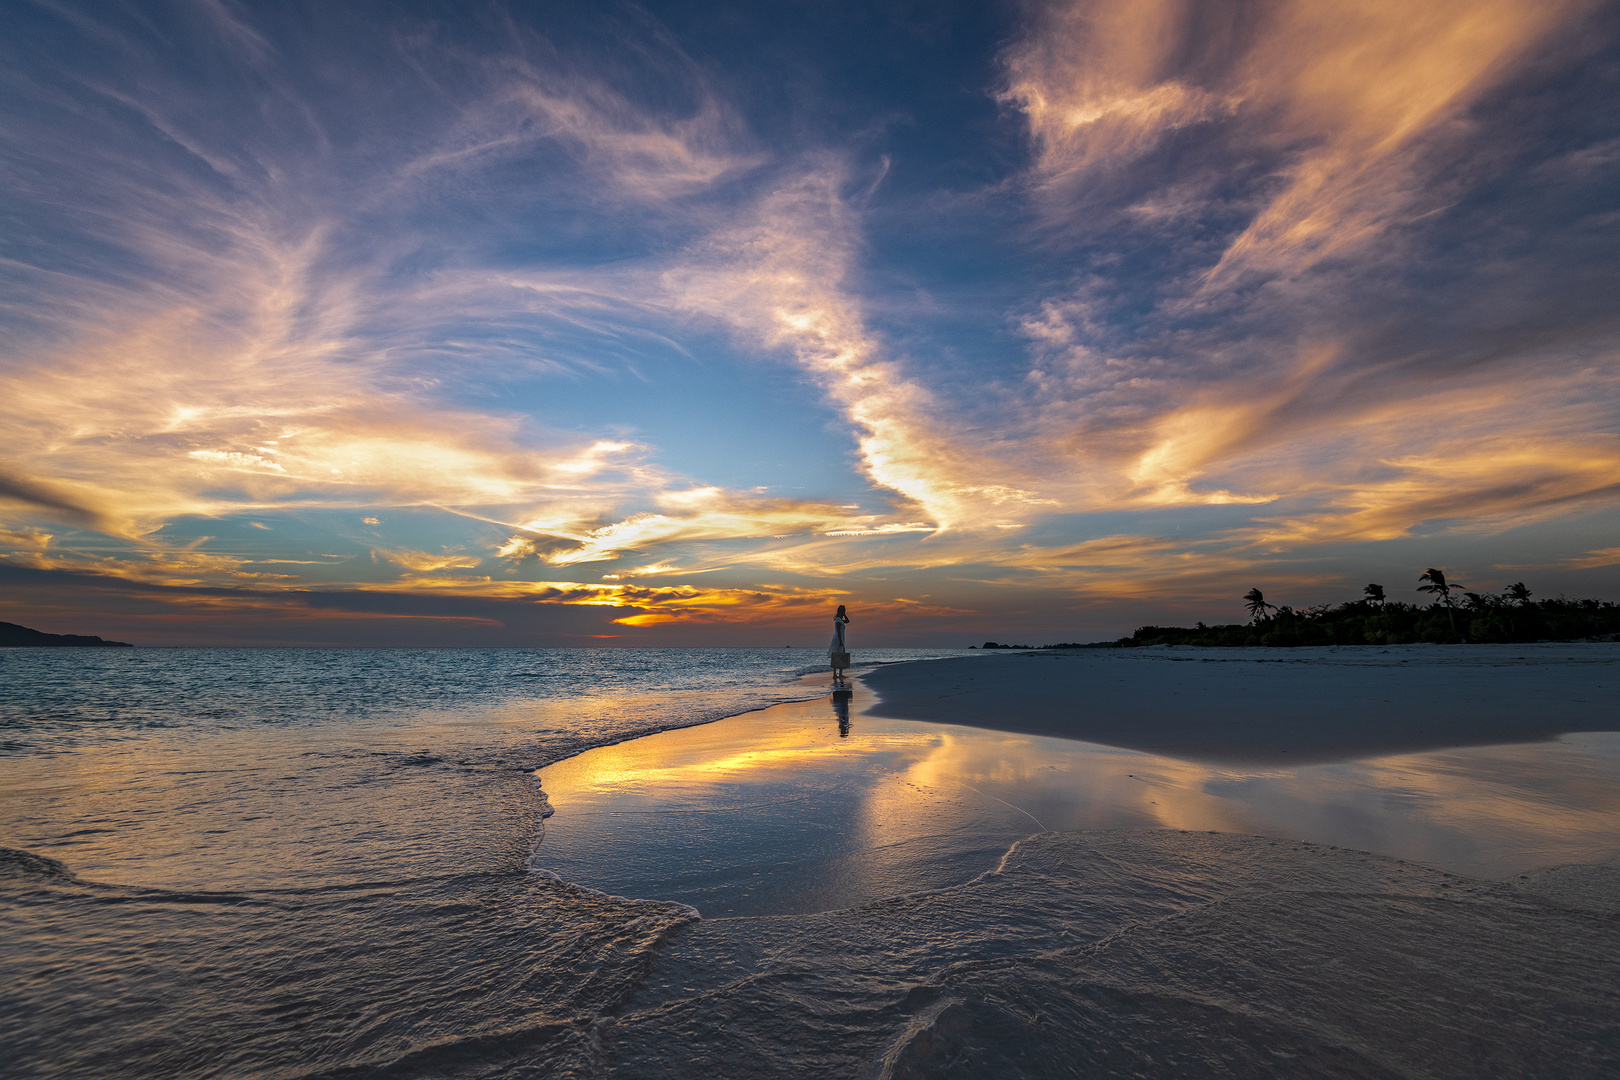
left=863, top=643, right=1620, bottom=764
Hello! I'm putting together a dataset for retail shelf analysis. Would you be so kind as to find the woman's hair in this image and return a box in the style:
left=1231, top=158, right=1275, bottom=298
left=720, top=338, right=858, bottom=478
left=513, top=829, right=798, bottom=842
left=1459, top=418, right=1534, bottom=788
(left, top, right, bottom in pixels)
left=835, top=604, right=847, bottom=616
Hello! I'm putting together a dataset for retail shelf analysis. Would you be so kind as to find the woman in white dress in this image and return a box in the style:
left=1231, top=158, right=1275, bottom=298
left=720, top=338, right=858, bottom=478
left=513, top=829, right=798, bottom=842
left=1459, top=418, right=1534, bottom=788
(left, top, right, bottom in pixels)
left=828, top=604, right=850, bottom=681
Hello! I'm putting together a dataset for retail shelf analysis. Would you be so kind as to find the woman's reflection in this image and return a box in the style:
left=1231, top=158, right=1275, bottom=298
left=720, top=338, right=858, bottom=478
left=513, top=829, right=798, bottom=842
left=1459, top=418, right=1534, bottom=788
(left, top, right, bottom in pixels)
left=831, top=691, right=851, bottom=737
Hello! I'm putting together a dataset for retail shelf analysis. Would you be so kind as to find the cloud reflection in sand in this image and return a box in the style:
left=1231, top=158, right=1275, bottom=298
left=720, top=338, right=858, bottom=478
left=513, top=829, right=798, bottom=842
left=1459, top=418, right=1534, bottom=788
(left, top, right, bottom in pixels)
left=535, top=696, right=1620, bottom=916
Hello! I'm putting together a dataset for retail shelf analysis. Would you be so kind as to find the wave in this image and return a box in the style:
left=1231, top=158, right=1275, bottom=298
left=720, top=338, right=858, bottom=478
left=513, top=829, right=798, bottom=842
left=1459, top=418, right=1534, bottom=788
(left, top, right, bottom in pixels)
left=569, top=831, right=1619, bottom=1079
left=0, top=844, right=699, bottom=1080
left=6, top=830, right=1616, bottom=1077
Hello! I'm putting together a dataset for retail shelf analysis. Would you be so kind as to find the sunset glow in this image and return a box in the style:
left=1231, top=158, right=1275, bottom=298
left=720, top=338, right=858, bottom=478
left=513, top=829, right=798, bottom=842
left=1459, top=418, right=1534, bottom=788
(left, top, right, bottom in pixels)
left=3, top=1, right=1618, bottom=644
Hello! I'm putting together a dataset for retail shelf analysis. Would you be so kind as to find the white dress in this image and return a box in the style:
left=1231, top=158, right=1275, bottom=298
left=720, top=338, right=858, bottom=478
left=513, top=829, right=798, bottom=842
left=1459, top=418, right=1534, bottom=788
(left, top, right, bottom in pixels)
left=827, top=615, right=848, bottom=659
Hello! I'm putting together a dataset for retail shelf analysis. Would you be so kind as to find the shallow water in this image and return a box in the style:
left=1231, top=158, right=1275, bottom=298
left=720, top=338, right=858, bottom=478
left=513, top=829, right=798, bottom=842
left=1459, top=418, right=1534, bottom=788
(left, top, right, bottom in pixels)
left=535, top=683, right=1620, bottom=915
left=0, top=647, right=965, bottom=888
left=597, top=831, right=1620, bottom=1079
left=0, top=646, right=968, bottom=1078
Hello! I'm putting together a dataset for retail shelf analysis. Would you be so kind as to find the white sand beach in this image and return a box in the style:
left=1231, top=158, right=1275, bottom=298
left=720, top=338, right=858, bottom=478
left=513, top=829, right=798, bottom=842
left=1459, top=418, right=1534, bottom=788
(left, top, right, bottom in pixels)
left=863, top=643, right=1620, bottom=763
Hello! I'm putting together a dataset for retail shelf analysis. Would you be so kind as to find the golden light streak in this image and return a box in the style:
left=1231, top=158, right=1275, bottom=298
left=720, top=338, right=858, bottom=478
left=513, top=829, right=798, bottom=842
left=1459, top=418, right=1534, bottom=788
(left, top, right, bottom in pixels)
left=994, top=0, right=1620, bottom=562
left=1563, top=547, right=1620, bottom=570
left=999, top=0, right=1237, bottom=185
left=4, top=2, right=1617, bottom=634
left=1208, top=0, right=1579, bottom=283
left=371, top=548, right=484, bottom=572
left=0, top=527, right=53, bottom=552
left=355, top=573, right=871, bottom=626
left=663, top=165, right=1053, bottom=532
left=1004, top=0, right=1580, bottom=280
left=0, top=271, right=656, bottom=544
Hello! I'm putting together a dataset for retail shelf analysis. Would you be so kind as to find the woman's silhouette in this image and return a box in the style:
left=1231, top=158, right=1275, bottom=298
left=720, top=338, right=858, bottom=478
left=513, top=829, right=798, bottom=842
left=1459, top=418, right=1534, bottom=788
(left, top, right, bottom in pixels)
left=828, top=604, right=851, bottom=683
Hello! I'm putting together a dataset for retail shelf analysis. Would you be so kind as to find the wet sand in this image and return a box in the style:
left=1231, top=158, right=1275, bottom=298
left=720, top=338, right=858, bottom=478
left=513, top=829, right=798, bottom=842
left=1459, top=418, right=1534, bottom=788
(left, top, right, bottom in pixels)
left=529, top=647, right=1620, bottom=1076
left=535, top=660, right=1620, bottom=912
left=598, top=831, right=1619, bottom=1079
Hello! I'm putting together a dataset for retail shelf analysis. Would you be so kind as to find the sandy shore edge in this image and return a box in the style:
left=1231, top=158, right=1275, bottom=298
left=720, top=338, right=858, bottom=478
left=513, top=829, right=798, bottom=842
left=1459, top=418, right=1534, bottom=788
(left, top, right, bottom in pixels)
left=860, top=643, right=1620, bottom=764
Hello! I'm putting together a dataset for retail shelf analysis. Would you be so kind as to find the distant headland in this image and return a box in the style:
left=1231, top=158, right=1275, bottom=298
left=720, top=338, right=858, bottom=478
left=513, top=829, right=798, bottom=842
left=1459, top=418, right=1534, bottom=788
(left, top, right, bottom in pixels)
left=0, top=622, right=133, bottom=648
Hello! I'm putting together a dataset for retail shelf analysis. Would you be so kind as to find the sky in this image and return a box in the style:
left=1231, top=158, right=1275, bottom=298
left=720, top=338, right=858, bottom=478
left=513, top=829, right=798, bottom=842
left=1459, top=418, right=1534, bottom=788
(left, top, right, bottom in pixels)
left=3, top=0, right=1619, bottom=647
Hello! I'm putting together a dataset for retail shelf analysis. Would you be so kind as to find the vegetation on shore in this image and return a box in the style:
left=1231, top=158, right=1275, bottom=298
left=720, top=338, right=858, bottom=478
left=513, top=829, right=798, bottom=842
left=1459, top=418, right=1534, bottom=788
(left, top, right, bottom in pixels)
left=1048, top=573, right=1620, bottom=648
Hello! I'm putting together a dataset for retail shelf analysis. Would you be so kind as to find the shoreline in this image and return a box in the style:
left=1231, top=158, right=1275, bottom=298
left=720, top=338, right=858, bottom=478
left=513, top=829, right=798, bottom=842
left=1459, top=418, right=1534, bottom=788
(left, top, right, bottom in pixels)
left=529, top=653, right=1620, bottom=912
left=861, top=642, right=1620, bottom=765
left=529, top=660, right=1619, bottom=1072
left=526, top=677, right=1620, bottom=1076
left=594, top=828, right=1620, bottom=1077
left=8, top=648, right=1617, bottom=1078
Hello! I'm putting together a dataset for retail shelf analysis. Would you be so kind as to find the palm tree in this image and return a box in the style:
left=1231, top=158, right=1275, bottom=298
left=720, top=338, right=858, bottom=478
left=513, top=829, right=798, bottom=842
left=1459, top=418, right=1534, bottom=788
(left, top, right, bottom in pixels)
left=1502, top=581, right=1532, bottom=640
left=1363, top=583, right=1385, bottom=606
left=1417, top=567, right=1463, bottom=633
left=1244, top=587, right=1275, bottom=623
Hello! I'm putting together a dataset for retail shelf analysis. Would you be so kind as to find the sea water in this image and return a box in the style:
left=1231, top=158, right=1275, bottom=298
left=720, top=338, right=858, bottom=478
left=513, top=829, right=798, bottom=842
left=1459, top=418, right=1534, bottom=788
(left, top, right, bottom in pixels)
left=3, top=647, right=1616, bottom=1079
left=0, top=646, right=965, bottom=1078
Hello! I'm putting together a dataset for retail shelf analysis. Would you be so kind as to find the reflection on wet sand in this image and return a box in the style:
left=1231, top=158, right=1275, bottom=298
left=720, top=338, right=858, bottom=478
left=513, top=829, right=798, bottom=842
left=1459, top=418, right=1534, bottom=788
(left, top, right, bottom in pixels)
left=832, top=690, right=851, bottom=737
left=534, top=683, right=1620, bottom=917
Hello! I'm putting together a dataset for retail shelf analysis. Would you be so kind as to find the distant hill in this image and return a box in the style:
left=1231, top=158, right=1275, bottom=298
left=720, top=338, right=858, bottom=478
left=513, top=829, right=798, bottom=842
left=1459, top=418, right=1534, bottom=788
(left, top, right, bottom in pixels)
left=0, top=622, right=133, bottom=647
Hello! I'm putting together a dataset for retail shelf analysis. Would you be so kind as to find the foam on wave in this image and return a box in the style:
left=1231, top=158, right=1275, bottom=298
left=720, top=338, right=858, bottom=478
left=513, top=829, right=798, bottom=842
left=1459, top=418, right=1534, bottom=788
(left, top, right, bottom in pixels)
left=581, top=831, right=1619, bottom=1079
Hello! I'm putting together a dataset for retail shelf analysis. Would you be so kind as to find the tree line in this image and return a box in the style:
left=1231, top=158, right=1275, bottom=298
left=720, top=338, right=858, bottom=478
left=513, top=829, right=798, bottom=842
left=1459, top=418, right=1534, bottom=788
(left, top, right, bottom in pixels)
left=1110, top=569, right=1620, bottom=647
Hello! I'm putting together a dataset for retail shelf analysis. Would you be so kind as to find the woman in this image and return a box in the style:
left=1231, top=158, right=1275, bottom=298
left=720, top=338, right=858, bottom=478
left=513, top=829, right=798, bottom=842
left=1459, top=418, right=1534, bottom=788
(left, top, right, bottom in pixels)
left=828, top=604, right=851, bottom=681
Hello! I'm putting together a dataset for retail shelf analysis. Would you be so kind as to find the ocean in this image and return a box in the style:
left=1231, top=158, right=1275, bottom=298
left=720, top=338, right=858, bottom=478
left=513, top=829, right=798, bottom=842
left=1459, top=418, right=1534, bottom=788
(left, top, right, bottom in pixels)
left=0, top=646, right=969, bottom=1077
left=4, top=646, right=1616, bottom=1078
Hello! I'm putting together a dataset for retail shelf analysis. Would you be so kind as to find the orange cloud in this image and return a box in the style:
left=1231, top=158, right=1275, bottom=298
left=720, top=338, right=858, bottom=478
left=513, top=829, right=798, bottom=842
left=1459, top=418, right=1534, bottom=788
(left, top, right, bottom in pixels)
left=663, top=164, right=1055, bottom=532
left=5, top=2, right=1617, bottom=640
left=1209, top=0, right=1579, bottom=283
left=372, top=547, right=485, bottom=572
left=0, top=527, right=53, bottom=553
left=353, top=572, right=854, bottom=627
left=999, top=0, right=1239, bottom=185
left=504, top=488, right=909, bottom=567
left=1003, top=0, right=1581, bottom=280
